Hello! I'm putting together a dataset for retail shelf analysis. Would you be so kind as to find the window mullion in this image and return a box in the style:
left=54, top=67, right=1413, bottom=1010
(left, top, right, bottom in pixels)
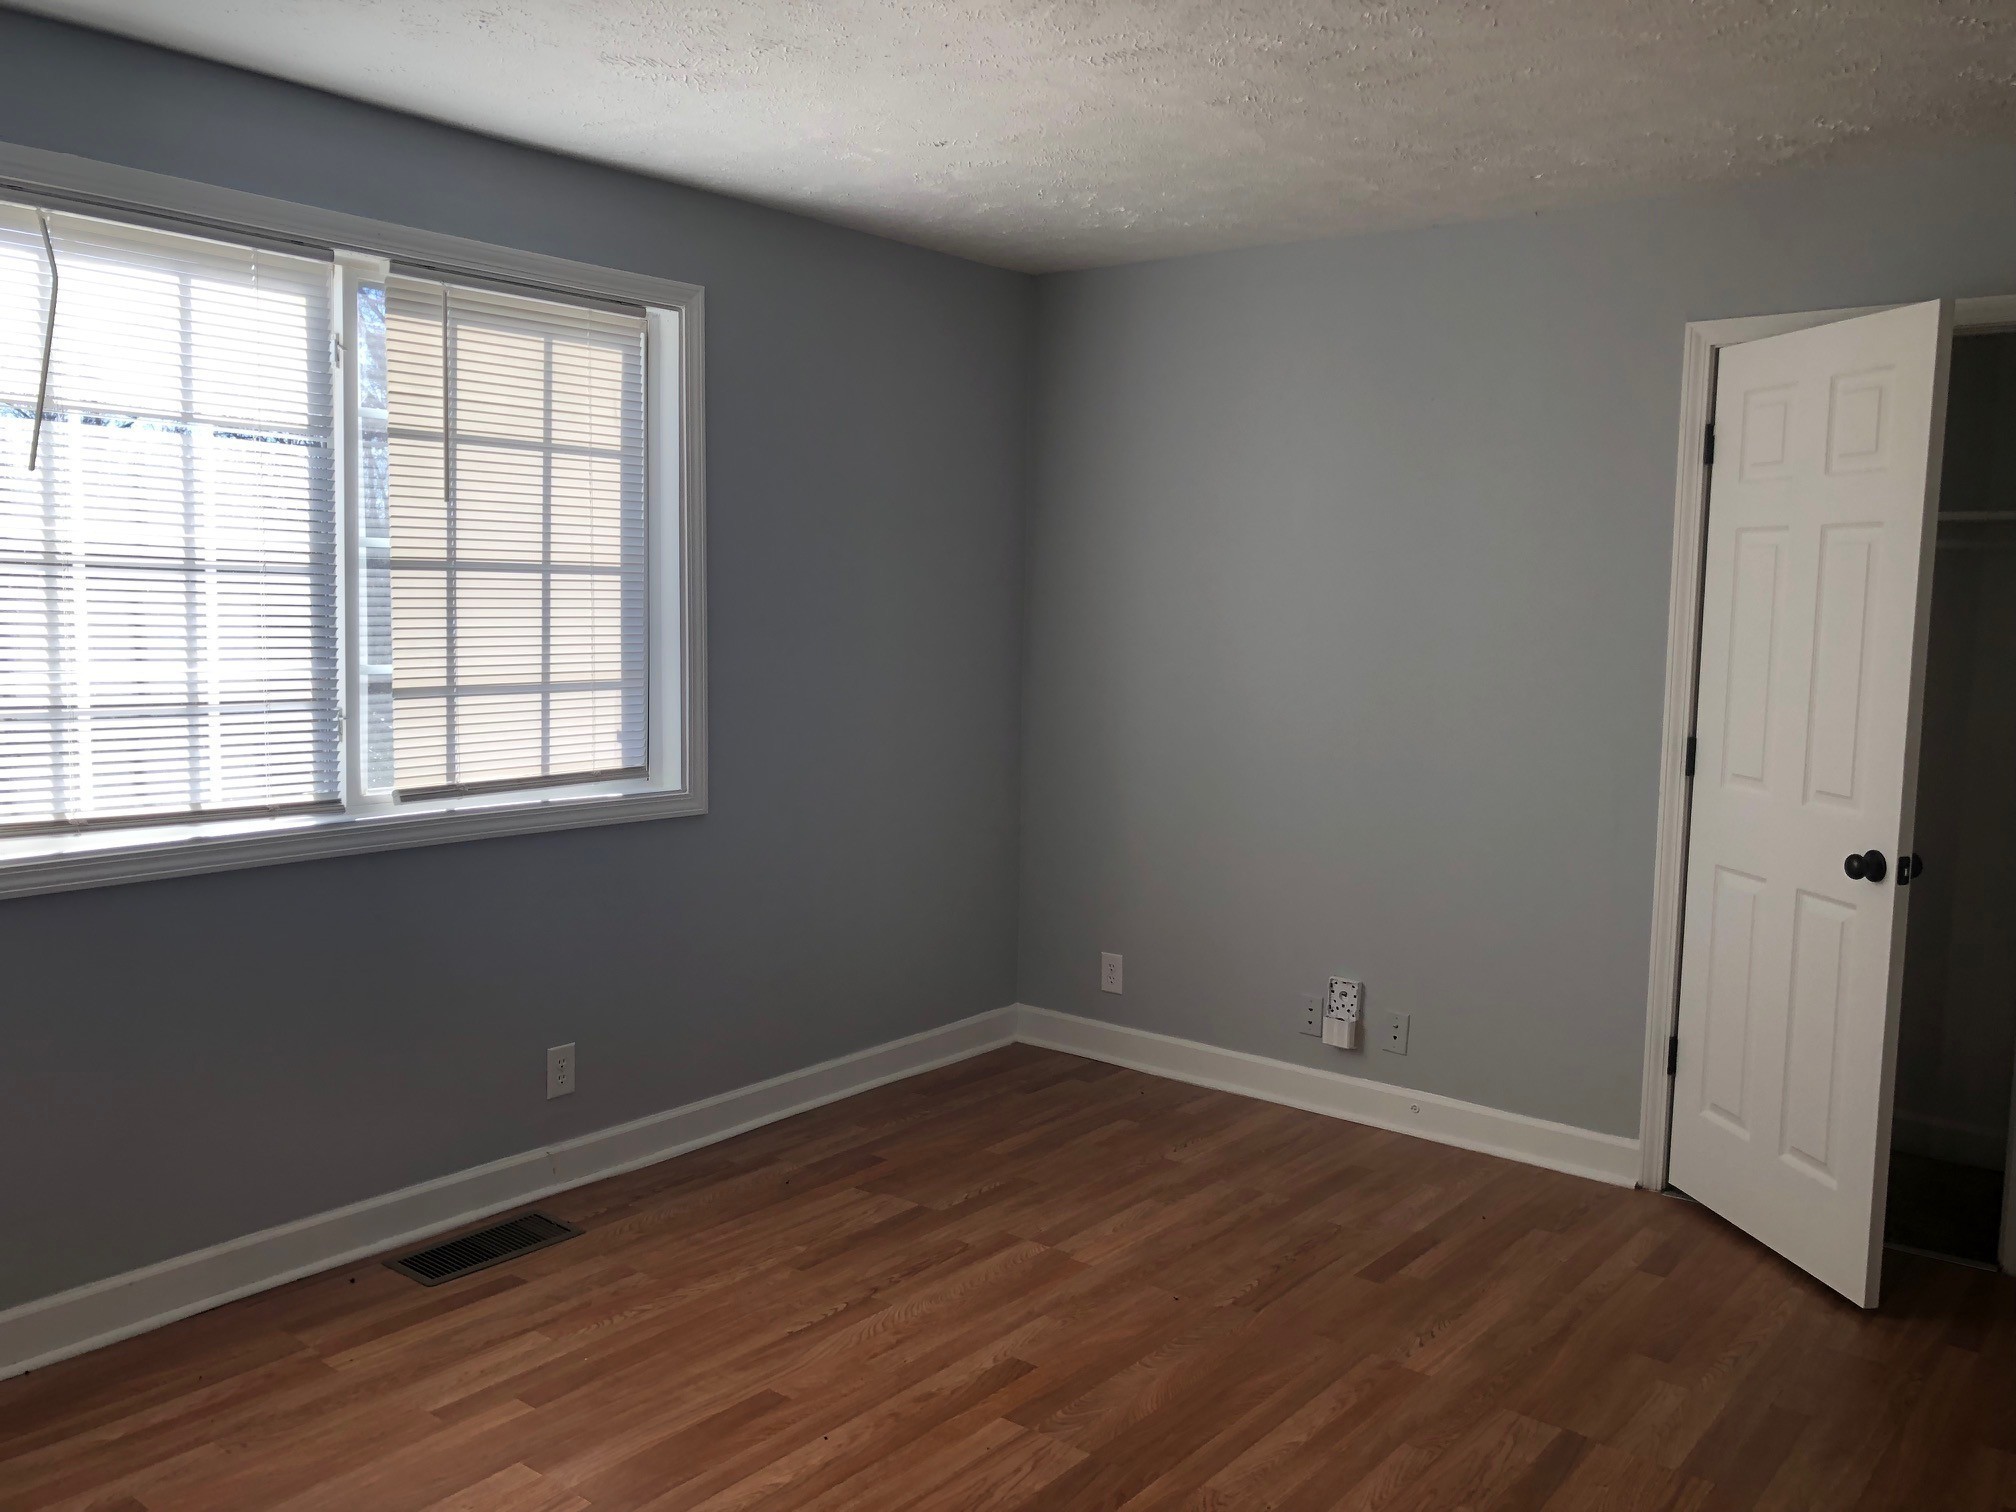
left=334, top=259, right=360, bottom=811
left=541, top=330, right=554, bottom=779
left=442, top=286, right=459, bottom=790
left=335, top=250, right=393, bottom=816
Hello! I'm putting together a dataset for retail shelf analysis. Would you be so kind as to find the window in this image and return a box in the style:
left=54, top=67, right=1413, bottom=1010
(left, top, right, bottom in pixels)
left=0, top=207, right=338, bottom=831
left=373, top=277, right=647, bottom=797
left=0, top=176, right=702, bottom=897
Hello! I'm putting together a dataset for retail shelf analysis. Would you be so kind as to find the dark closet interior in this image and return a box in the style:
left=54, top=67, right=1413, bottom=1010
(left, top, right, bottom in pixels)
left=1888, top=330, right=2016, bottom=1266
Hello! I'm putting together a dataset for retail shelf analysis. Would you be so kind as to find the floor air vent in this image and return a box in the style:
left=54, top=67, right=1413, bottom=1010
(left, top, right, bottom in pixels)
left=386, top=1212, right=581, bottom=1285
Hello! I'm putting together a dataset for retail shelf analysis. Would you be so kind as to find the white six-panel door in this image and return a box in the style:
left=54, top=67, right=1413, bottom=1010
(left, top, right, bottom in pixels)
left=1670, top=301, right=1951, bottom=1307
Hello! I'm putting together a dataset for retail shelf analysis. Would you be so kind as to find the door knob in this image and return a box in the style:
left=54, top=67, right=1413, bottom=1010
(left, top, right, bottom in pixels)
left=1843, top=850, right=1888, bottom=882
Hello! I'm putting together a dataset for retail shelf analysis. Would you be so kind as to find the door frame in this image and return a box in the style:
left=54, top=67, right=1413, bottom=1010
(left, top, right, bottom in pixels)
left=1638, top=297, right=2016, bottom=1274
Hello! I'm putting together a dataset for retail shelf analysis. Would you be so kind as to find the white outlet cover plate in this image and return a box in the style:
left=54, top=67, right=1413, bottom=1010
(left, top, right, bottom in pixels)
left=546, top=1043, right=576, bottom=1098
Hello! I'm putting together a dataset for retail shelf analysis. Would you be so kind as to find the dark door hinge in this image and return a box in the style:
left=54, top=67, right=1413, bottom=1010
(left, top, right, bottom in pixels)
left=1703, top=422, right=1715, bottom=467
left=1684, top=735, right=1696, bottom=778
left=1667, top=1034, right=1679, bottom=1077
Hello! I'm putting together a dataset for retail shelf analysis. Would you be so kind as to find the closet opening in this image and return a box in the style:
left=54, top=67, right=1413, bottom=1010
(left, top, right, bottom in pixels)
left=1887, top=330, right=2016, bottom=1268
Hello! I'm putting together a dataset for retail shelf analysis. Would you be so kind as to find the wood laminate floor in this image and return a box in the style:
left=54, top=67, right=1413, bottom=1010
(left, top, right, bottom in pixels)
left=4, top=1045, right=2014, bottom=1512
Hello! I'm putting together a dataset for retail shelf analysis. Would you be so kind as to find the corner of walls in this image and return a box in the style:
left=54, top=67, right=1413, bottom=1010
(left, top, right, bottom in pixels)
left=0, top=9, right=1036, bottom=1317
left=1010, top=140, right=2016, bottom=1162
left=3, top=999, right=1644, bottom=1384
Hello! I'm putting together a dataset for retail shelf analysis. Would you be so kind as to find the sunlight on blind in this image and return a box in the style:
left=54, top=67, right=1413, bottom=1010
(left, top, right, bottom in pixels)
left=0, top=202, right=337, bottom=832
left=377, top=276, right=647, bottom=797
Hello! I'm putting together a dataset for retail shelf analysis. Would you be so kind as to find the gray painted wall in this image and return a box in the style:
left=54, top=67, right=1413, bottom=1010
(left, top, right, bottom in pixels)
left=0, top=12, right=1031, bottom=1311
left=7, top=5, right=2016, bottom=1319
left=1020, top=144, right=2016, bottom=1138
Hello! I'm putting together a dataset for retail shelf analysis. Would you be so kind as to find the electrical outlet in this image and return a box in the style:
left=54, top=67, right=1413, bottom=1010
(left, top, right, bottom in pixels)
left=1323, top=977, right=1363, bottom=1050
left=1298, top=990, right=1322, bottom=1037
left=1100, top=952, right=1123, bottom=994
left=1379, top=1011, right=1410, bottom=1055
left=546, top=1042, right=576, bottom=1099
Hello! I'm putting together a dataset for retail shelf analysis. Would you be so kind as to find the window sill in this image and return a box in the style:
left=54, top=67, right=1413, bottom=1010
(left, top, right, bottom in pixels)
left=0, top=784, right=705, bottom=901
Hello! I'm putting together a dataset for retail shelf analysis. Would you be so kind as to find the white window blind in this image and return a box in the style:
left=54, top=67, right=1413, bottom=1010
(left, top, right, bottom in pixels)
left=0, top=201, right=337, bottom=832
left=377, top=274, right=647, bottom=797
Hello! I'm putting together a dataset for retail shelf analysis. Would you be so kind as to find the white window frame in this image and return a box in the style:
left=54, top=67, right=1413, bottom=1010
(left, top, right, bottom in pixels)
left=0, top=145, right=706, bottom=899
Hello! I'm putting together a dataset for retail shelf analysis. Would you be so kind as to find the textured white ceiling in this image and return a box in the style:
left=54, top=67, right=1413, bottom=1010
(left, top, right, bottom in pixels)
left=18, top=1, right=2016, bottom=270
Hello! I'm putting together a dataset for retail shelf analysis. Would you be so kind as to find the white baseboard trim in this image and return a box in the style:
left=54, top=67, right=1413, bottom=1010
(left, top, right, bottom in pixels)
left=3, top=1001, right=1647, bottom=1382
left=0, top=1006, right=1017, bottom=1384
left=1014, top=1005, right=1641, bottom=1189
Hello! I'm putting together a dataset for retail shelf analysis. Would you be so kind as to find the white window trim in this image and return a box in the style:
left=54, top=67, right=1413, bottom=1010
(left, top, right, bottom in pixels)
left=0, top=144, right=707, bottom=900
